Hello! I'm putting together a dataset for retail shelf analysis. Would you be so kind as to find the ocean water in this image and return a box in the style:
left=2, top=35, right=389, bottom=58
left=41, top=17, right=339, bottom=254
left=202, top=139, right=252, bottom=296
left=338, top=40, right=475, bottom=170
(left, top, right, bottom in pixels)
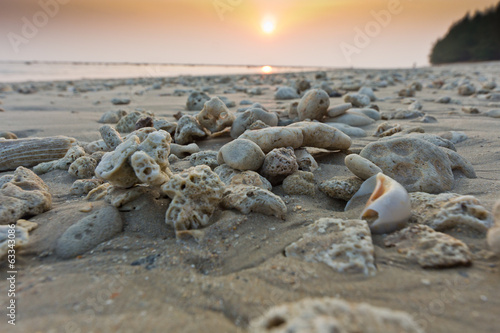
left=0, top=62, right=327, bottom=83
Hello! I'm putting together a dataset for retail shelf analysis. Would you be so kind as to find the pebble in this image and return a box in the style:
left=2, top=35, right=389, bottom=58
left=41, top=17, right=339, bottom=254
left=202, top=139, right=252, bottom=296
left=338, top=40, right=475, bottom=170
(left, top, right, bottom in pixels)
left=111, top=98, right=131, bottom=105
left=217, top=138, right=265, bottom=171
left=485, top=109, right=500, bottom=118
left=56, top=205, right=123, bottom=259
left=343, top=92, right=371, bottom=107
left=297, top=88, right=330, bottom=120
left=327, top=102, right=352, bottom=118
left=274, top=86, right=299, bottom=100
left=345, top=154, right=382, bottom=180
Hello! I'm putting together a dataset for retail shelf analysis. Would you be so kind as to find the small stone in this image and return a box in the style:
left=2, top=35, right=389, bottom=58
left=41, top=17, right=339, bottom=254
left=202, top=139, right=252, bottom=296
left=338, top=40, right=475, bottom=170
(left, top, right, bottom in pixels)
left=384, top=224, right=472, bottom=268
left=111, top=98, right=131, bottom=105
left=485, top=109, right=500, bottom=118
left=285, top=218, right=376, bottom=276
left=56, top=205, right=122, bottom=259
left=458, top=83, right=476, bottom=96
left=327, top=102, right=352, bottom=118
left=297, top=88, right=330, bottom=121
left=249, top=297, right=424, bottom=333
left=186, top=91, right=210, bottom=111
left=343, top=93, right=370, bottom=107
left=462, top=106, right=480, bottom=114
left=0, top=131, right=17, bottom=140
left=260, top=147, right=298, bottom=185
left=282, top=171, right=315, bottom=196
left=436, top=96, right=451, bottom=104
left=217, top=139, right=265, bottom=171
left=319, top=176, right=363, bottom=201
left=345, top=154, right=382, bottom=180
left=274, top=86, right=299, bottom=100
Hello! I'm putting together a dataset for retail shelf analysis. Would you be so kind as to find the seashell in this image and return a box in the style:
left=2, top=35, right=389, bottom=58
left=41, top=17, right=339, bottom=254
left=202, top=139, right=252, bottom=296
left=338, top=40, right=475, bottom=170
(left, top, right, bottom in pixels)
left=0, top=136, right=76, bottom=171
left=346, top=173, right=411, bottom=234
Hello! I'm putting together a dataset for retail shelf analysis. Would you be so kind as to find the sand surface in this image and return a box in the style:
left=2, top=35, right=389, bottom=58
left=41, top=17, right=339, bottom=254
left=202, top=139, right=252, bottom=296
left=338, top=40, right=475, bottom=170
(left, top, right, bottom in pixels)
left=1, top=63, right=500, bottom=333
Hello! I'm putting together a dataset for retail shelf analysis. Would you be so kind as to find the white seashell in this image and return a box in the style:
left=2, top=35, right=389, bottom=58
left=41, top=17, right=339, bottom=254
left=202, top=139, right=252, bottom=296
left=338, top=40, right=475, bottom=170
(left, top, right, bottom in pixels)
left=346, top=173, right=411, bottom=234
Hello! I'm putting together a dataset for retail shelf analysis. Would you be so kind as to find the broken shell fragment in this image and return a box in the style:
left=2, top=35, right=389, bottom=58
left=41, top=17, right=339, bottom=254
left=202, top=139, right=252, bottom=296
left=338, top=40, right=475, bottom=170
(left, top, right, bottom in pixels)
left=347, top=173, right=411, bottom=234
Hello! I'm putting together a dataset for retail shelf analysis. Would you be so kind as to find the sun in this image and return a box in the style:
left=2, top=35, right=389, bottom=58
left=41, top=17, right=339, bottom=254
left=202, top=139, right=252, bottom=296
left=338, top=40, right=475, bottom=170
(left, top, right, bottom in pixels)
left=261, top=16, right=276, bottom=34
left=261, top=66, right=273, bottom=74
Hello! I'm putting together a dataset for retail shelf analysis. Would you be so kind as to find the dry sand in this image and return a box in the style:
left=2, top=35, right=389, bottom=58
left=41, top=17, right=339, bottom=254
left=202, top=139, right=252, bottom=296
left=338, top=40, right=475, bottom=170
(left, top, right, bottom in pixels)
left=1, top=62, right=500, bottom=333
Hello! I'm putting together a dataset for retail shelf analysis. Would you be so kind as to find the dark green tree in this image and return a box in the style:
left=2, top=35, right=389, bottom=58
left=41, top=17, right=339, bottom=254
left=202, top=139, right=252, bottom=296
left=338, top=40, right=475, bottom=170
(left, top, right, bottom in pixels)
left=430, top=2, right=500, bottom=64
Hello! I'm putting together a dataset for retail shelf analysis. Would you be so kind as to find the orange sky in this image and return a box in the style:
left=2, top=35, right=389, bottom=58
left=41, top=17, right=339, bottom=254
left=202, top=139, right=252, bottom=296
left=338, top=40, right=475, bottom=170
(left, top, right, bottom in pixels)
left=0, top=0, right=499, bottom=68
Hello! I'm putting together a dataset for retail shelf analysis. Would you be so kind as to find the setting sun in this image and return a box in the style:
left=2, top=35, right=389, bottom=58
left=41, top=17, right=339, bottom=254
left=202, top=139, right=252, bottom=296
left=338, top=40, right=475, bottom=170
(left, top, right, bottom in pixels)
left=261, top=16, right=276, bottom=34
left=261, top=65, right=273, bottom=74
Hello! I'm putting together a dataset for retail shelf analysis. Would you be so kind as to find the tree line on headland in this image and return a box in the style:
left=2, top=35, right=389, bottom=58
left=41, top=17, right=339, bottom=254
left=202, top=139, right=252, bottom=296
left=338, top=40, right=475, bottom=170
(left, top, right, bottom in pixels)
left=430, top=2, right=500, bottom=64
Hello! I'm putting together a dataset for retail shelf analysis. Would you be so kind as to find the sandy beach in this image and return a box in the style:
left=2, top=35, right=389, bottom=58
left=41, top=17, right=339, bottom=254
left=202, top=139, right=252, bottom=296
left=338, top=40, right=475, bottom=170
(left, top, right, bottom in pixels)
left=1, top=62, right=500, bottom=333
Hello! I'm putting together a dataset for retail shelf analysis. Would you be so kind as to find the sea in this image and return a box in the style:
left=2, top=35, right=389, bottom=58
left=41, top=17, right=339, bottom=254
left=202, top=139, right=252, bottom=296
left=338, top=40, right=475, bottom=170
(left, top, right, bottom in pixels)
left=0, top=62, right=328, bottom=83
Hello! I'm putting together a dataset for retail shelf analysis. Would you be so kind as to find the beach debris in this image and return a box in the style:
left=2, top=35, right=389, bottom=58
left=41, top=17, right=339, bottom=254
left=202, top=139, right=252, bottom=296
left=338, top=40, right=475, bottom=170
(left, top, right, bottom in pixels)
left=297, top=88, right=330, bottom=120
left=116, top=111, right=143, bottom=133
left=487, top=200, right=500, bottom=254
left=282, top=171, right=315, bottom=196
left=359, top=137, right=475, bottom=193
left=285, top=218, right=376, bottom=275
left=218, top=138, right=266, bottom=171
left=438, top=131, right=468, bottom=144
left=327, top=111, right=375, bottom=127
left=95, top=135, right=141, bottom=188
left=230, top=108, right=278, bottom=138
left=111, top=97, right=131, bottom=105
left=214, top=165, right=271, bottom=189
left=195, top=96, right=235, bottom=133
left=33, top=145, right=86, bottom=174
left=68, top=156, right=98, bottom=179
left=359, top=86, right=377, bottom=101
left=240, top=127, right=303, bottom=153
left=170, top=143, right=200, bottom=158
left=0, top=136, right=76, bottom=171
left=274, top=86, right=300, bottom=100
left=0, top=131, right=17, bottom=140
left=343, top=92, right=371, bottom=107
left=385, top=224, right=472, bottom=268
left=345, top=154, right=383, bottom=180
left=174, top=115, right=207, bottom=145
left=249, top=297, right=424, bottom=333
left=347, top=173, right=411, bottom=234
left=99, top=125, right=123, bottom=150
left=409, top=192, right=493, bottom=232
left=462, top=106, right=480, bottom=114
left=190, top=150, right=219, bottom=169
left=98, top=109, right=127, bottom=124
left=319, top=176, right=363, bottom=202
left=70, top=179, right=104, bottom=196
left=95, top=129, right=172, bottom=188
left=221, top=185, right=286, bottom=219
left=83, top=139, right=111, bottom=154
left=186, top=91, right=210, bottom=111
left=288, top=122, right=352, bottom=151
left=161, top=165, right=224, bottom=235
left=260, top=147, right=298, bottom=185
left=0, top=167, right=52, bottom=225
left=458, top=83, right=476, bottom=96
left=55, top=205, right=123, bottom=259
left=326, top=102, right=352, bottom=118
left=294, top=149, right=318, bottom=172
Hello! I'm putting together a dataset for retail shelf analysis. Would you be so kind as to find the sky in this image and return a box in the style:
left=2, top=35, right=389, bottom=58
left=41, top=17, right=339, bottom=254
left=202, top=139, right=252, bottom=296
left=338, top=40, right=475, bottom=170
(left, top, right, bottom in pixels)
left=0, top=0, right=499, bottom=68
